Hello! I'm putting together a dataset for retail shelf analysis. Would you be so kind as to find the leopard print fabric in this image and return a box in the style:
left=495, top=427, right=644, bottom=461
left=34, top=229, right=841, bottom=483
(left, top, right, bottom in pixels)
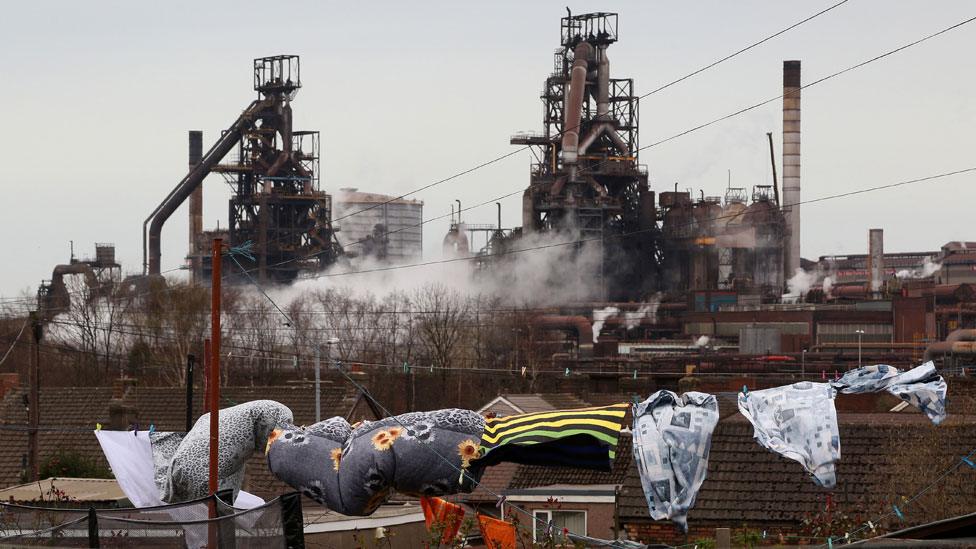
left=150, top=400, right=293, bottom=502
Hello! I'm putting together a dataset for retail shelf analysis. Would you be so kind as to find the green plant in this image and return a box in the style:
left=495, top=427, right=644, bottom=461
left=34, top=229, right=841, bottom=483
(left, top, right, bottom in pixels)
left=733, top=526, right=762, bottom=548
left=40, top=449, right=111, bottom=480
left=691, top=538, right=715, bottom=549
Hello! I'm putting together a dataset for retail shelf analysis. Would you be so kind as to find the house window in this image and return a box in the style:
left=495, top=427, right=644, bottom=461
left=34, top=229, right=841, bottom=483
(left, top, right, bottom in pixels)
left=532, top=509, right=586, bottom=542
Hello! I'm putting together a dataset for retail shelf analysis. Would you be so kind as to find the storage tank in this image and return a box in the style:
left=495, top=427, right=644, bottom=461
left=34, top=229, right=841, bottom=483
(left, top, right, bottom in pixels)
left=334, top=188, right=423, bottom=263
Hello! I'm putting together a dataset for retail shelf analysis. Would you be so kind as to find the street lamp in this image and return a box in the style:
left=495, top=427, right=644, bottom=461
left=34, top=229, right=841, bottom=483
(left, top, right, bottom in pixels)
left=855, top=329, right=865, bottom=367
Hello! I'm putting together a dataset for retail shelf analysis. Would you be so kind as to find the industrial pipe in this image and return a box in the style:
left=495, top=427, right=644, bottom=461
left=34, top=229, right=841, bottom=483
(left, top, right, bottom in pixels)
left=923, top=329, right=976, bottom=361
left=596, top=45, right=609, bottom=118
left=533, top=315, right=594, bottom=356
left=561, top=42, right=594, bottom=182
left=146, top=99, right=266, bottom=276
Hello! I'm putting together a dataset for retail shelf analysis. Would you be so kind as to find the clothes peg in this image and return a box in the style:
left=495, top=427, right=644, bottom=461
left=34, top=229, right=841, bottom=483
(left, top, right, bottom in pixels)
left=867, top=521, right=875, bottom=532
left=95, top=423, right=102, bottom=432
left=893, top=504, right=904, bottom=520
left=962, top=456, right=976, bottom=469
left=495, top=495, right=507, bottom=508
left=742, top=385, right=749, bottom=395
left=632, top=369, right=637, bottom=379
left=821, top=370, right=826, bottom=380
left=149, top=424, right=155, bottom=435
left=564, top=367, right=570, bottom=376
left=430, top=364, right=434, bottom=373
left=827, top=537, right=833, bottom=549
left=520, top=366, right=526, bottom=377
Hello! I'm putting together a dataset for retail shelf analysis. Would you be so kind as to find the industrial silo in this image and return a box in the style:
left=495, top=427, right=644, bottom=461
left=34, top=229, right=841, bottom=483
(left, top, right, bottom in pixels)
left=334, top=188, right=423, bottom=263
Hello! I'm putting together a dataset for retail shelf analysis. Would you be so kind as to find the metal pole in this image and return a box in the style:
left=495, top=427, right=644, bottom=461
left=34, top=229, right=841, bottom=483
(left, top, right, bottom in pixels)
left=185, top=354, right=195, bottom=433
left=28, top=311, right=40, bottom=482
left=767, top=131, right=780, bottom=207
left=314, top=347, right=321, bottom=423
left=203, top=340, right=211, bottom=414
left=801, top=349, right=806, bottom=378
left=856, top=329, right=865, bottom=367
left=209, top=238, right=222, bottom=542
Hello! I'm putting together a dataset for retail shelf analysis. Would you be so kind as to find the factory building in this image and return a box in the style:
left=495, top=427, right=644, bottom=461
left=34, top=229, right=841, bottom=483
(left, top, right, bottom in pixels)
left=334, top=188, right=423, bottom=263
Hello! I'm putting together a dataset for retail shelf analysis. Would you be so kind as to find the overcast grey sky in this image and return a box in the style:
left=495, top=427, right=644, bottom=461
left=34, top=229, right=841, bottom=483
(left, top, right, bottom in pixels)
left=1, top=1, right=973, bottom=298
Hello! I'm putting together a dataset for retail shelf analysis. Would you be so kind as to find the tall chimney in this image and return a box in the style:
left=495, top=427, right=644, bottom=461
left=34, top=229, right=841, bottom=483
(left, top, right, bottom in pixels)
left=782, top=60, right=801, bottom=278
left=188, top=131, right=203, bottom=279
left=868, top=228, right=884, bottom=297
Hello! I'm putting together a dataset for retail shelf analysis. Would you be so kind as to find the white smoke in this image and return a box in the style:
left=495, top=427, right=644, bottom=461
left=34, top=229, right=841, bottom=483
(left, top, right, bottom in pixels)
left=785, top=267, right=819, bottom=299
left=822, top=276, right=833, bottom=295
left=591, top=306, right=619, bottom=343
left=273, top=227, right=605, bottom=308
left=896, top=256, right=942, bottom=280
left=622, top=293, right=662, bottom=329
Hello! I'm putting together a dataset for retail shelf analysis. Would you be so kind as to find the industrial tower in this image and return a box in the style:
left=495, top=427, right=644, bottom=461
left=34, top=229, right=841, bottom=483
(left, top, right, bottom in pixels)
left=510, top=12, right=659, bottom=301
left=145, top=55, right=342, bottom=284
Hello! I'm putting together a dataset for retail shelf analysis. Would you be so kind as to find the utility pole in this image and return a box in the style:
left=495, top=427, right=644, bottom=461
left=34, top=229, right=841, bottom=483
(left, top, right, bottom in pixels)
left=208, top=238, right=222, bottom=540
left=28, top=311, right=41, bottom=482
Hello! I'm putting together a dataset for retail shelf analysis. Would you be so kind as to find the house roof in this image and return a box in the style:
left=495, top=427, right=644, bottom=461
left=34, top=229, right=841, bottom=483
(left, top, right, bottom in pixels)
left=618, top=413, right=976, bottom=529
left=0, top=477, right=126, bottom=503
left=478, top=393, right=591, bottom=415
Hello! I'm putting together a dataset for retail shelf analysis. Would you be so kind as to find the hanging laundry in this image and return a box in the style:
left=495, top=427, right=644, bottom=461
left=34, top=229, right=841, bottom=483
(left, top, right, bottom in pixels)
left=737, top=382, right=840, bottom=488
left=268, top=409, right=486, bottom=516
left=421, top=496, right=465, bottom=545
left=831, top=361, right=947, bottom=424
left=150, top=400, right=293, bottom=502
left=477, top=514, right=516, bottom=549
left=267, top=403, right=628, bottom=516
left=477, top=403, right=629, bottom=470
left=632, top=391, right=719, bottom=532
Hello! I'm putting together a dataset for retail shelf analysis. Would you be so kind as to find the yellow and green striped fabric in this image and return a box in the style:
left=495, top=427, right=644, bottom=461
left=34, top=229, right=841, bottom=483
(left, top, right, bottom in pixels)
left=478, top=403, right=628, bottom=469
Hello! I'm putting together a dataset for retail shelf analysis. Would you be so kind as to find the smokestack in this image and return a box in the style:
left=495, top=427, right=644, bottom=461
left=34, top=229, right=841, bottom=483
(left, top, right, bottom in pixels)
left=868, top=228, right=884, bottom=297
left=782, top=60, right=801, bottom=277
left=188, top=131, right=203, bottom=277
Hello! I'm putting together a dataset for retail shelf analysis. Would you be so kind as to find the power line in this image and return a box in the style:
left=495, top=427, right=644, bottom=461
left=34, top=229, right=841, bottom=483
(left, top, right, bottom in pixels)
left=639, top=0, right=850, bottom=99
left=4, top=10, right=969, bottom=312
left=216, top=3, right=856, bottom=281
left=236, top=13, right=976, bottom=285
left=296, top=166, right=976, bottom=281
left=0, top=319, right=28, bottom=367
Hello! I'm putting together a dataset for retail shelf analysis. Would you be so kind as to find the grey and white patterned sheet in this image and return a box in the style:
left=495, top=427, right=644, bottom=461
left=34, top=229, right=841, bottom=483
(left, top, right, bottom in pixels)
left=150, top=400, right=293, bottom=502
left=831, top=361, right=947, bottom=424
left=737, top=382, right=841, bottom=488
left=632, top=391, right=719, bottom=532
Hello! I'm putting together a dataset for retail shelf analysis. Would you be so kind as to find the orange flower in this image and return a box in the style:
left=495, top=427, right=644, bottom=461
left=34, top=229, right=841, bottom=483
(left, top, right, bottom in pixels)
left=330, top=448, right=343, bottom=471
left=457, top=439, right=480, bottom=468
left=372, top=430, right=395, bottom=451
left=265, top=428, right=283, bottom=455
